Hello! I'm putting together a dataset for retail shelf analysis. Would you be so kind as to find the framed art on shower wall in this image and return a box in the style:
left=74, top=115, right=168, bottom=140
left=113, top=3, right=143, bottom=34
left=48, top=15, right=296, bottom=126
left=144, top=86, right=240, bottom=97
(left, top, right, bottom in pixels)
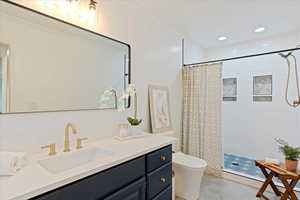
left=148, top=85, right=172, bottom=133
left=223, top=78, right=237, bottom=101
left=253, top=75, right=272, bottom=102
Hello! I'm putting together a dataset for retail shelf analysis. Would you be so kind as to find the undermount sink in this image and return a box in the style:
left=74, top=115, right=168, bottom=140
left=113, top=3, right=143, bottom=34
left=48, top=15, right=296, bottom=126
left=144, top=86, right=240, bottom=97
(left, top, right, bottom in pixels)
left=38, top=147, right=114, bottom=174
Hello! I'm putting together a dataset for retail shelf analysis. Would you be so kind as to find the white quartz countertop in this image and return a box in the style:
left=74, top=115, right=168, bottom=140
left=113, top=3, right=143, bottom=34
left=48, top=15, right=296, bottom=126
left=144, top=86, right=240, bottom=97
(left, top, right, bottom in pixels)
left=0, top=135, right=175, bottom=200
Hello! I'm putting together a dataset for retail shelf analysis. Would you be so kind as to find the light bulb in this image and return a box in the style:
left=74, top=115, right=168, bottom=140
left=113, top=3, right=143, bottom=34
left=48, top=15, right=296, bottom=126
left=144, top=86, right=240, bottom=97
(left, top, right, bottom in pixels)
left=254, top=27, right=265, bottom=33
left=69, top=0, right=79, bottom=18
left=218, top=36, right=227, bottom=41
left=58, top=0, right=79, bottom=17
left=58, top=1, right=70, bottom=16
left=41, top=0, right=56, bottom=9
left=87, top=8, right=97, bottom=24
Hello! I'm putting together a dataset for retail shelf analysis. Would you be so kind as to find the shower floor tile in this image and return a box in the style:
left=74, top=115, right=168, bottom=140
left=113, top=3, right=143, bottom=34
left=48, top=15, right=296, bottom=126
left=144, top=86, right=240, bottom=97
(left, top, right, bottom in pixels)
left=223, top=153, right=300, bottom=189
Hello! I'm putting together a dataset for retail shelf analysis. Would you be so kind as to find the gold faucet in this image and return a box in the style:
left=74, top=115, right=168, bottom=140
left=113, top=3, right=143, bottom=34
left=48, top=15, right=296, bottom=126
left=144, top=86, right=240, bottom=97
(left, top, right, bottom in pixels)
left=76, top=137, right=88, bottom=149
left=41, top=143, right=56, bottom=156
left=63, top=123, right=77, bottom=152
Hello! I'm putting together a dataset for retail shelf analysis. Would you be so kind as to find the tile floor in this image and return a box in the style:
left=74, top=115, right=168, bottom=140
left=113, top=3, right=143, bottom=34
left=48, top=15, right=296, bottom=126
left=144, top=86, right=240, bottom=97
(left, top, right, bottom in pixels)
left=176, top=175, right=297, bottom=200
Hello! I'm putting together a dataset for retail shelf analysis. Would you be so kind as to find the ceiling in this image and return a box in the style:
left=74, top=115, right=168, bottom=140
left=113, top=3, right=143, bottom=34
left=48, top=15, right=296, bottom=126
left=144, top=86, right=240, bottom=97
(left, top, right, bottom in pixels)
left=101, top=0, right=300, bottom=49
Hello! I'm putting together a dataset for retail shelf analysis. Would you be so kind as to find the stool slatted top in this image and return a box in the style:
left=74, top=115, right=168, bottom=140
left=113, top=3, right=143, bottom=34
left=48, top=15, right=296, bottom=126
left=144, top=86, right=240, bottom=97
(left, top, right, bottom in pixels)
left=255, top=160, right=300, bottom=200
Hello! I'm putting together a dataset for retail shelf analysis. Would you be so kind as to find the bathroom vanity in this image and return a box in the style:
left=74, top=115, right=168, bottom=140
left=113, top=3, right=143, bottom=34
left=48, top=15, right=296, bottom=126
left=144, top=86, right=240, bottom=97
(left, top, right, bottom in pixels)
left=0, top=136, right=174, bottom=200
left=31, top=145, right=172, bottom=200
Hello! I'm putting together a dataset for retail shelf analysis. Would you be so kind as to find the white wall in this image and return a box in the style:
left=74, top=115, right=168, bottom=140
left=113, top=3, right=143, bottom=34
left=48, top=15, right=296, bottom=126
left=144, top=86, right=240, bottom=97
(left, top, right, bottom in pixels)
left=206, top=31, right=300, bottom=161
left=0, top=57, right=2, bottom=113
left=0, top=0, right=204, bottom=153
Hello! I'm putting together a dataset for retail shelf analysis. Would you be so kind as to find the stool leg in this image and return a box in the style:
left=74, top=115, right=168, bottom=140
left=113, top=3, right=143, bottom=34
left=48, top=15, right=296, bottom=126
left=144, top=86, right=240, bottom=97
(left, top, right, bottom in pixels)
left=256, top=173, right=275, bottom=197
left=280, top=178, right=298, bottom=200
left=258, top=166, right=281, bottom=196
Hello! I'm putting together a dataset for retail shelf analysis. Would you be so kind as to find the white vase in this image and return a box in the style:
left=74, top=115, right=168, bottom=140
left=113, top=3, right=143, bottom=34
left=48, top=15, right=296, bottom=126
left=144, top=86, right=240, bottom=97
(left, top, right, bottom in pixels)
left=130, top=125, right=141, bottom=136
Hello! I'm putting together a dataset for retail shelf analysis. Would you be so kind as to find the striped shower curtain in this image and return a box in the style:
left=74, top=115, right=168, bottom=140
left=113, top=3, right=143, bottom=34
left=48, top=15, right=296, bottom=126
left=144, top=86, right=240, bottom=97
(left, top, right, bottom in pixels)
left=181, top=62, right=223, bottom=177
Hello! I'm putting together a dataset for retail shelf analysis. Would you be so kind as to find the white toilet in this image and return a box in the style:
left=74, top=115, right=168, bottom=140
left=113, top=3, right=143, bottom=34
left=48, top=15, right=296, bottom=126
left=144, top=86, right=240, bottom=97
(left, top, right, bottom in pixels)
left=173, top=152, right=207, bottom=200
left=156, top=131, right=207, bottom=200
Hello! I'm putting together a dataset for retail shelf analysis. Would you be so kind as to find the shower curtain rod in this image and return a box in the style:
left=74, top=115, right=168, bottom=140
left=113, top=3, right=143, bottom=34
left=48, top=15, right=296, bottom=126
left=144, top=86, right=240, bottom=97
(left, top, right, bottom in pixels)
left=182, top=39, right=300, bottom=67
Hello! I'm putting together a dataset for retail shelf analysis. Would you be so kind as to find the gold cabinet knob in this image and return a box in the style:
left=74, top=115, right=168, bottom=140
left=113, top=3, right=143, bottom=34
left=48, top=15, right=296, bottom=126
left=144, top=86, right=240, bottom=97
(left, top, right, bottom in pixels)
left=160, top=155, right=166, bottom=161
left=41, top=143, right=56, bottom=156
left=160, top=177, right=166, bottom=183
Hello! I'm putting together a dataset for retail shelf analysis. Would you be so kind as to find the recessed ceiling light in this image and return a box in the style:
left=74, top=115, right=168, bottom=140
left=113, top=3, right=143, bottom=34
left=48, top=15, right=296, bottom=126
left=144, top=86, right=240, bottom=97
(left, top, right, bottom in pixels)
left=218, top=36, right=227, bottom=41
left=254, top=27, right=265, bottom=33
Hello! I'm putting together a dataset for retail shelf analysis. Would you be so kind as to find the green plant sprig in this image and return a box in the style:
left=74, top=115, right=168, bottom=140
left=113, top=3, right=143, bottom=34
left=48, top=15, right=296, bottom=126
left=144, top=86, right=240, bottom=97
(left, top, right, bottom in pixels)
left=275, top=138, right=300, bottom=161
left=127, top=117, right=142, bottom=126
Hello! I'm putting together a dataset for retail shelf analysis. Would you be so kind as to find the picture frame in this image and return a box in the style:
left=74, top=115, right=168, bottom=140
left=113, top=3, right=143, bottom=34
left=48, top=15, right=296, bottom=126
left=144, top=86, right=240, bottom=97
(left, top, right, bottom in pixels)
left=223, top=78, right=237, bottom=101
left=253, top=75, right=272, bottom=102
left=148, top=85, right=172, bottom=133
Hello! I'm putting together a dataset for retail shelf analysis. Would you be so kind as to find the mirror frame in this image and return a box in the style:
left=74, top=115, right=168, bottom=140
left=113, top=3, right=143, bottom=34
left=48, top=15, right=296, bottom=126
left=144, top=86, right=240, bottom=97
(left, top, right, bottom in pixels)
left=0, top=0, right=131, bottom=114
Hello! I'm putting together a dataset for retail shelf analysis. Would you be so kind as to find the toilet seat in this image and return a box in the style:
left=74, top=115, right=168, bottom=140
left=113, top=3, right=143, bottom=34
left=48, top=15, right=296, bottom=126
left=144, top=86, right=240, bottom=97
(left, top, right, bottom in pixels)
left=173, top=152, right=207, bottom=170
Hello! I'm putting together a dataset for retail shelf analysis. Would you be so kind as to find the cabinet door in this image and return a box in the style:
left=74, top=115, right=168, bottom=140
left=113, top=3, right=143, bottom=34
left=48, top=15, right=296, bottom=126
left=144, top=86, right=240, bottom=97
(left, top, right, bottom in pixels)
left=58, top=177, right=94, bottom=200
left=152, top=186, right=172, bottom=200
left=103, top=177, right=146, bottom=200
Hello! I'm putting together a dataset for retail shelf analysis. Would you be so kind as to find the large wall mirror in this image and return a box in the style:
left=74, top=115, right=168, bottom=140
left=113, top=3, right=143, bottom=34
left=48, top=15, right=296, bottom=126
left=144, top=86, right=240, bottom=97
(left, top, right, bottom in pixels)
left=0, top=0, right=130, bottom=114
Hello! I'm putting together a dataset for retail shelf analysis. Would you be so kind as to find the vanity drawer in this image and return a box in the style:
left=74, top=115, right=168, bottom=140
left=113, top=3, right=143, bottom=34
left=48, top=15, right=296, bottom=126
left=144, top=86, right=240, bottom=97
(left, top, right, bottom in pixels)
left=152, top=186, right=172, bottom=200
left=147, top=145, right=172, bottom=172
left=147, top=162, right=172, bottom=200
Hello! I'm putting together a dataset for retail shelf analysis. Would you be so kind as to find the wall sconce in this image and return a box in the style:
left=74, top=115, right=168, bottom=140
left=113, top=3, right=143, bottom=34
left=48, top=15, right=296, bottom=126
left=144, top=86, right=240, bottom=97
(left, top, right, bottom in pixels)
left=40, top=0, right=99, bottom=26
left=87, top=0, right=97, bottom=24
left=89, top=0, right=97, bottom=10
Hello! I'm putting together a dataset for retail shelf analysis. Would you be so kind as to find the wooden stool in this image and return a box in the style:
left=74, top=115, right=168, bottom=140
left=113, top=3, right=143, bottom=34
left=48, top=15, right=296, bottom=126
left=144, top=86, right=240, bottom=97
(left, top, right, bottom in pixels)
left=256, top=160, right=300, bottom=200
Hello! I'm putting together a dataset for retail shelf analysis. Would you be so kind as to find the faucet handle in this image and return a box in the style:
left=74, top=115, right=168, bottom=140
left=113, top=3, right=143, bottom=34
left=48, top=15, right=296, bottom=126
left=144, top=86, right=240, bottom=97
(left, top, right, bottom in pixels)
left=41, top=143, right=56, bottom=156
left=76, top=137, right=88, bottom=149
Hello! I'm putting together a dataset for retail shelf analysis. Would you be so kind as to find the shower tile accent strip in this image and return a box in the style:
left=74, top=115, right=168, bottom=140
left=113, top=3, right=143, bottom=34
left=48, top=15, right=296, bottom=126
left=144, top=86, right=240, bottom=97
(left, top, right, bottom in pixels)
left=223, top=153, right=300, bottom=189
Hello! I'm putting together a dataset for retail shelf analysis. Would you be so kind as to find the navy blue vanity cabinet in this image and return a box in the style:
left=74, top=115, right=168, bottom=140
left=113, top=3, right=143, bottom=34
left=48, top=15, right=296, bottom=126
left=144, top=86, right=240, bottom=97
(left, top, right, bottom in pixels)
left=146, top=145, right=172, bottom=200
left=152, top=186, right=172, bottom=200
left=104, top=177, right=146, bottom=200
left=30, top=190, right=62, bottom=200
left=31, top=156, right=145, bottom=200
left=146, top=145, right=172, bottom=172
left=30, top=145, right=172, bottom=200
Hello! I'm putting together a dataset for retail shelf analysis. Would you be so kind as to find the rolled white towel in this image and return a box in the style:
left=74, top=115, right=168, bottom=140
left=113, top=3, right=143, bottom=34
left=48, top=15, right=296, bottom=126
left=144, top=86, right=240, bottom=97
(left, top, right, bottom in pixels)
left=0, top=152, right=28, bottom=176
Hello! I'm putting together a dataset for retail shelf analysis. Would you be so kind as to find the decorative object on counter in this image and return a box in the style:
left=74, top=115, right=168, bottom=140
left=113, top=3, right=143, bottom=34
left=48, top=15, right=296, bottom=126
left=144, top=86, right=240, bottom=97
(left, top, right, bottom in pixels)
left=0, top=152, right=28, bottom=176
left=119, top=84, right=142, bottom=135
left=114, top=132, right=150, bottom=141
left=148, top=85, right=172, bottom=133
left=118, top=124, right=129, bottom=137
left=99, top=88, right=118, bottom=109
left=275, top=138, right=300, bottom=172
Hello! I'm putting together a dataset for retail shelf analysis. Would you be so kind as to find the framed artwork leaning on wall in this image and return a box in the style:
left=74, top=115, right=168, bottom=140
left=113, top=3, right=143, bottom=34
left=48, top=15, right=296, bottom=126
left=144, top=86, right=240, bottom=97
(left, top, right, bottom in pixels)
left=148, top=85, right=173, bottom=133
